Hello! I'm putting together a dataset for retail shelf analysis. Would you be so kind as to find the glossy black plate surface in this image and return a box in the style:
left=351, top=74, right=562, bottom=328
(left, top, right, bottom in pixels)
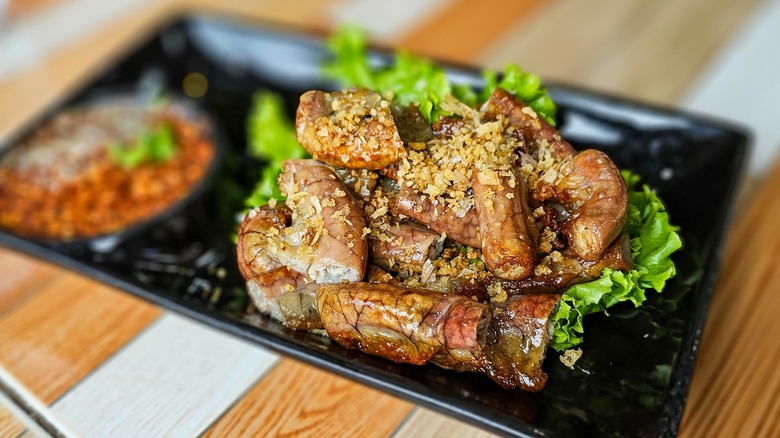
left=0, top=15, right=749, bottom=438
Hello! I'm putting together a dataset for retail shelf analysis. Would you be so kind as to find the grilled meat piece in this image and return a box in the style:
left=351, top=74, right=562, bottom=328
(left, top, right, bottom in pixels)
left=296, top=90, right=406, bottom=170
left=317, top=282, right=559, bottom=390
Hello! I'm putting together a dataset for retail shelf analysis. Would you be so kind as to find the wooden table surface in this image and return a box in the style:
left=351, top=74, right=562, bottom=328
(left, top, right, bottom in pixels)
left=1, top=0, right=780, bottom=436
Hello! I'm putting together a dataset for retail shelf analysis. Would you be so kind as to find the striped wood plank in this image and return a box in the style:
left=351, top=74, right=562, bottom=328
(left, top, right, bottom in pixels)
left=51, top=313, right=279, bottom=438
left=397, top=0, right=547, bottom=63
left=479, top=0, right=640, bottom=83
left=0, top=403, right=26, bottom=438
left=0, top=249, right=60, bottom=315
left=479, top=0, right=766, bottom=106
left=0, top=0, right=151, bottom=82
left=184, top=0, right=341, bottom=31
left=394, top=408, right=499, bottom=438
left=0, top=364, right=81, bottom=437
left=203, top=359, right=413, bottom=438
left=328, top=0, right=453, bottom=39
left=0, top=273, right=161, bottom=403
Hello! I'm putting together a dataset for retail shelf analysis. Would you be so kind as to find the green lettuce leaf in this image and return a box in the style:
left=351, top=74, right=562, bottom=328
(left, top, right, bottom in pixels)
left=322, top=26, right=557, bottom=125
left=550, top=171, right=683, bottom=350
left=481, top=65, right=556, bottom=125
left=246, top=90, right=307, bottom=206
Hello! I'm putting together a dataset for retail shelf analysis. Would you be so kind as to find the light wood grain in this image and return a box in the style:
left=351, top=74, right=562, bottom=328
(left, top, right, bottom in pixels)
left=203, top=359, right=413, bottom=438
left=394, top=408, right=499, bottom=438
left=6, top=0, right=66, bottom=21
left=0, top=248, right=60, bottom=315
left=396, top=0, right=546, bottom=63
left=0, top=402, right=26, bottom=438
left=479, top=0, right=640, bottom=82
left=0, top=365, right=82, bottom=437
left=479, top=0, right=766, bottom=106
left=52, top=313, right=278, bottom=437
left=329, top=0, right=454, bottom=40
left=0, top=0, right=342, bottom=143
left=678, top=156, right=780, bottom=437
left=0, top=0, right=175, bottom=143
left=0, top=273, right=160, bottom=403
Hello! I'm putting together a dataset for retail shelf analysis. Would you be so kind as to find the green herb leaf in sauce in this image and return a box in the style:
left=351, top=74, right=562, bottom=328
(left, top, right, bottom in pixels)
left=109, top=124, right=177, bottom=169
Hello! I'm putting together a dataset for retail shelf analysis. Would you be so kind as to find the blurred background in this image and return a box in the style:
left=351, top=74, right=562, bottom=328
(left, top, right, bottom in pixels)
left=1, top=0, right=779, bottom=178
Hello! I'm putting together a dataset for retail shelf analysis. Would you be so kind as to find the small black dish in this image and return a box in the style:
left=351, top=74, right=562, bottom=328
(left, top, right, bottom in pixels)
left=0, top=14, right=749, bottom=438
left=0, top=88, right=226, bottom=252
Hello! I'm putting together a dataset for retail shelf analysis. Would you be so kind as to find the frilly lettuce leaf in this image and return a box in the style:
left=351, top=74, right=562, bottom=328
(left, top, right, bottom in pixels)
left=550, top=171, right=683, bottom=351
left=481, top=65, right=556, bottom=125
left=322, top=26, right=557, bottom=125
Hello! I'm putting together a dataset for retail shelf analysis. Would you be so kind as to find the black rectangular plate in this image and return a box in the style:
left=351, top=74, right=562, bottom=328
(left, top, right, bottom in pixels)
left=0, top=15, right=749, bottom=438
